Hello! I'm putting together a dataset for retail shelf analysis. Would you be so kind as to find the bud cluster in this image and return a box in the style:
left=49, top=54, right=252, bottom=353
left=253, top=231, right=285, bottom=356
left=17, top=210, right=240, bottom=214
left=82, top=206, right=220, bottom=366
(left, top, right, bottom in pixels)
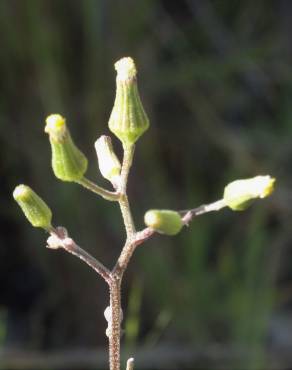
left=13, top=57, right=151, bottom=234
left=11, top=56, right=277, bottom=370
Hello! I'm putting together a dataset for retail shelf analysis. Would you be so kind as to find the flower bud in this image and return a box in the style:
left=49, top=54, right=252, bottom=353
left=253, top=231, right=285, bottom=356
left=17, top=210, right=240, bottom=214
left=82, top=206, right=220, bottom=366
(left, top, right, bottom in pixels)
left=45, top=114, right=88, bottom=182
left=223, top=175, right=275, bottom=211
left=13, top=185, right=52, bottom=230
left=108, top=57, right=149, bottom=147
left=95, top=135, right=121, bottom=186
left=104, top=306, right=123, bottom=323
left=144, top=209, right=183, bottom=236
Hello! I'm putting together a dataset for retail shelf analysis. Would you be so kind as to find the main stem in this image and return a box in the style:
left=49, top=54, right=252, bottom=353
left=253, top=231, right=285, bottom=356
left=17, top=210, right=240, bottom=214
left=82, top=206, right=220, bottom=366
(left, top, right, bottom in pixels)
left=109, top=277, right=122, bottom=370
left=109, top=144, right=136, bottom=370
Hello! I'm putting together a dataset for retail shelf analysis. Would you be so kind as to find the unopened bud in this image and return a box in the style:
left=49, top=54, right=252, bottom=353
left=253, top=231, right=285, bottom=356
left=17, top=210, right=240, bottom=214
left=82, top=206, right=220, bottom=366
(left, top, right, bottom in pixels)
left=223, top=175, right=275, bottom=211
left=144, top=209, right=183, bottom=236
left=108, top=57, right=149, bottom=147
left=95, top=135, right=121, bottom=186
left=104, top=305, right=123, bottom=337
left=104, top=306, right=123, bottom=323
left=13, top=185, right=52, bottom=230
left=45, top=114, right=88, bottom=182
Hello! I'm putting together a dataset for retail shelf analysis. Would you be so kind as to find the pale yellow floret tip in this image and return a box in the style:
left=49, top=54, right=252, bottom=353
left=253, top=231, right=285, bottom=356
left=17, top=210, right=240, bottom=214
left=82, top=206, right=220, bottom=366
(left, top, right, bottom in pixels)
left=45, top=114, right=66, bottom=134
left=13, top=184, right=29, bottom=201
left=259, top=176, right=276, bottom=198
left=115, top=57, right=136, bottom=81
left=144, top=210, right=159, bottom=228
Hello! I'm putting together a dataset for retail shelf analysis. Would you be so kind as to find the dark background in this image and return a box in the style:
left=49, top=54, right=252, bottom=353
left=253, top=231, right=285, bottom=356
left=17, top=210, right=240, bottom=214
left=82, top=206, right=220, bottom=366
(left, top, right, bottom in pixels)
left=0, top=1, right=291, bottom=369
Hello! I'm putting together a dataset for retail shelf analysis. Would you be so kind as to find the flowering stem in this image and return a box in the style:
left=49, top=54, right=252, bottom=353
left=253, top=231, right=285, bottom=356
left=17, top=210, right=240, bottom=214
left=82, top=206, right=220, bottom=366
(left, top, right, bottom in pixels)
left=118, top=145, right=136, bottom=238
left=119, top=195, right=136, bottom=239
left=120, top=145, right=135, bottom=194
left=108, top=144, right=137, bottom=370
left=77, top=177, right=121, bottom=201
left=181, top=199, right=226, bottom=225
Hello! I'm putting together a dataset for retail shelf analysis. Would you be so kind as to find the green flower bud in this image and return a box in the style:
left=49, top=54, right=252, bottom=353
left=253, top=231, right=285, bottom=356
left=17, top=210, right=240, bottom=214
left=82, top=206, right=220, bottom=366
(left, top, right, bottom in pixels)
left=223, top=175, right=275, bottom=211
left=45, top=114, right=88, bottom=182
left=13, top=185, right=52, bottom=230
left=95, top=135, right=121, bottom=186
left=144, top=209, right=183, bottom=236
left=108, top=57, right=149, bottom=147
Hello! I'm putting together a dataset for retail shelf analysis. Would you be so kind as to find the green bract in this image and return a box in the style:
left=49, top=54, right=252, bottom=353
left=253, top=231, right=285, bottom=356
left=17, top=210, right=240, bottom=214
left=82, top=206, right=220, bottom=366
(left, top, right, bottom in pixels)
left=45, top=114, right=88, bottom=182
left=108, top=57, right=149, bottom=147
left=144, top=209, right=183, bottom=236
left=13, top=185, right=52, bottom=229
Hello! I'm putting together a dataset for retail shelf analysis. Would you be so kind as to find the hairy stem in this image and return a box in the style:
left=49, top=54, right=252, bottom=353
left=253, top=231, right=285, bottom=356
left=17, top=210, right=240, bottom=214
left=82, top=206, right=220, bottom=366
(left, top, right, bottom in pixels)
left=120, top=145, right=135, bottom=194
left=113, top=228, right=155, bottom=276
left=77, top=177, right=120, bottom=201
left=109, top=277, right=122, bottom=370
left=47, top=227, right=111, bottom=283
left=181, top=199, right=226, bottom=224
left=108, top=144, right=137, bottom=370
left=119, top=195, right=136, bottom=238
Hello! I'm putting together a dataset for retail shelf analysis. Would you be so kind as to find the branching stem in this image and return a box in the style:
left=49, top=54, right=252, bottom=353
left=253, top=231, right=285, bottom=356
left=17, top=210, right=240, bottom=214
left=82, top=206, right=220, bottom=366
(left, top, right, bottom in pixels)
left=47, top=147, right=227, bottom=370
left=47, top=227, right=111, bottom=283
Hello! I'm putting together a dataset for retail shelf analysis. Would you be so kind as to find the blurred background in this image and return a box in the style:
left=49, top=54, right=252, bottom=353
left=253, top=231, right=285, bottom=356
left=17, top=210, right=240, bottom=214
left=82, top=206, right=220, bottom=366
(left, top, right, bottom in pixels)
left=0, top=0, right=291, bottom=369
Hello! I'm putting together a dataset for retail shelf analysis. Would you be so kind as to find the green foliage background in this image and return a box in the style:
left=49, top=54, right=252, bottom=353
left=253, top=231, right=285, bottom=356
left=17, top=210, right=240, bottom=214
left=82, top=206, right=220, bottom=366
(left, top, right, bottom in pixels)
left=0, top=0, right=290, bottom=369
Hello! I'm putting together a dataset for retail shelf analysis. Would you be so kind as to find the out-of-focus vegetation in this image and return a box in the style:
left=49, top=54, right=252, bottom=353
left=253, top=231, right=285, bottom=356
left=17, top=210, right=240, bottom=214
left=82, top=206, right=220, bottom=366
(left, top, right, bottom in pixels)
left=0, top=0, right=291, bottom=369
